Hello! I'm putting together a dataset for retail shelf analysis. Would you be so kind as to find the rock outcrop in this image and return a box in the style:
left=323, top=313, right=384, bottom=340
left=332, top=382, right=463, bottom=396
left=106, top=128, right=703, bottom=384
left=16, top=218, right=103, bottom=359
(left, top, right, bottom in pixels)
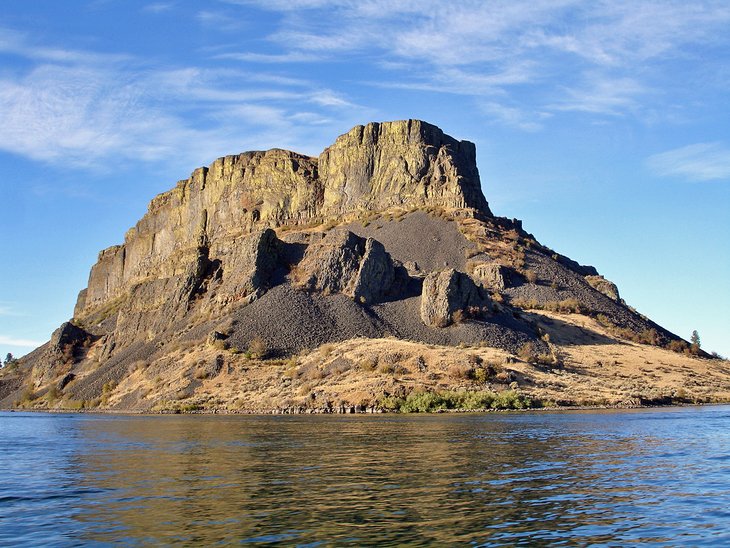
left=471, top=263, right=511, bottom=291
left=319, top=120, right=490, bottom=214
left=76, top=120, right=490, bottom=319
left=50, top=321, right=89, bottom=352
left=585, top=275, right=620, bottom=302
left=420, top=269, right=492, bottom=327
left=214, top=229, right=281, bottom=307
left=296, top=229, right=400, bottom=304
left=1, top=118, right=702, bottom=414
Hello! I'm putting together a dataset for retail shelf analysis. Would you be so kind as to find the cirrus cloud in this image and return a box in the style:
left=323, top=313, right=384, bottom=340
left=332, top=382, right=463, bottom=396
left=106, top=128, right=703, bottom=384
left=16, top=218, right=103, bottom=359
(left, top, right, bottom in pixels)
left=647, top=143, right=730, bottom=182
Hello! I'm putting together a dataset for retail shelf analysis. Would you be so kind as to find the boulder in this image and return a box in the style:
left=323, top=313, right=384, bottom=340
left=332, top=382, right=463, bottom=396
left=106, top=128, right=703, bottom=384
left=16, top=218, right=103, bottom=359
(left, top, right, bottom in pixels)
left=217, top=228, right=281, bottom=305
left=50, top=322, right=88, bottom=353
left=420, top=269, right=492, bottom=327
left=471, top=263, right=511, bottom=291
left=296, top=229, right=398, bottom=304
left=585, top=275, right=620, bottom=302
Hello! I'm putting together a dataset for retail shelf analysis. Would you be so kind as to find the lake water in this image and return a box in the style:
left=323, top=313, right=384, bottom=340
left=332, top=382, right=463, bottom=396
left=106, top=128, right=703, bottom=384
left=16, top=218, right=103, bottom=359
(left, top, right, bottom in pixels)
left=1, top=406, right=729, bottom=546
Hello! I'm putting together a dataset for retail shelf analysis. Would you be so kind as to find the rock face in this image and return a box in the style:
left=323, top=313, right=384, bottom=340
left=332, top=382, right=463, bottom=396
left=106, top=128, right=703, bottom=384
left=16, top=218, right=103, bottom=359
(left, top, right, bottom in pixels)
left=296, top=229, right=399, bottom=304
left=50, top=322, right=89, bottom=352
left=585, top=275, right=620, bottom=302
left=76, top=120, right=490, bottom=318
left=215, top=229, right=281, bottom=307
left=420, top=269, right=492, bottom=327
left=471, top=263, right=511, bottom=291
left=319, top=120, right=490, bottom=214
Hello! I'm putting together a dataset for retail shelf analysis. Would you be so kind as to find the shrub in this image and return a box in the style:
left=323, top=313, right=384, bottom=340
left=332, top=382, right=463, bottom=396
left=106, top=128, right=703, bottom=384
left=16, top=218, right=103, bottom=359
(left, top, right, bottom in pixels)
left=452, top=309, right=467, bottom=324
left=400, top=391, right=449, bottom=413
left=358, top=356, right=378, bottom=372
left=512, top=298, right=587, bottom=315
left=667, top=340, right=689, bottom=353
left=18, top=386, right=37, bottom=406
left=636, top=328, right=660, bottom=346
left=494, top=371, right=513, bottom=384
left=61, top=344, right=75, bottom=365
left=380, top=351, right=404, bottom=366
left=491, top=390, right=532, bottom=410
left=63, top=399, right=85, bottom=410
left=448, top=363, right=474, bottom=380
left=473, top=367, right=489, bottom=384
left=46, top=385, right=60, bottom=402
left=378, top=363, right=396, bottom=374
left=297, top=364, right=325, bottom=382
left=383, top=389, right=534, bottom=413
left=319, top=343, right=335, bottom=357
left=377, top=395, right=404, bottom=411
left=517, top=342, right=538, bottom=362
left=524, top=270, right=538, bottom=284
left=248, top=337, right=267, bottom=359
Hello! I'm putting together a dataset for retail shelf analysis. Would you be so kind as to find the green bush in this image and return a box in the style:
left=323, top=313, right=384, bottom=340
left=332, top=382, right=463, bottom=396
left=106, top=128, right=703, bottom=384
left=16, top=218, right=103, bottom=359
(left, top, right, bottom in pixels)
left=380, top=389, right=534, bottom=413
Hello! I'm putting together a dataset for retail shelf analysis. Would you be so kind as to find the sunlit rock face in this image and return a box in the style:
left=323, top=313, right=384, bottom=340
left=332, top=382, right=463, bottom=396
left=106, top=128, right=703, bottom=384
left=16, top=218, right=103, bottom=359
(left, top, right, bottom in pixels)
left=78, top=120, right=491, bottom=316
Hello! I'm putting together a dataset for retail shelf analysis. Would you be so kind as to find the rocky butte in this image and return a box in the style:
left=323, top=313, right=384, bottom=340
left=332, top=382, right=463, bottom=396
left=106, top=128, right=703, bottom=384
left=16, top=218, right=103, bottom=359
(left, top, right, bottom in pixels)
left=2, top=120, right=728, bottom=412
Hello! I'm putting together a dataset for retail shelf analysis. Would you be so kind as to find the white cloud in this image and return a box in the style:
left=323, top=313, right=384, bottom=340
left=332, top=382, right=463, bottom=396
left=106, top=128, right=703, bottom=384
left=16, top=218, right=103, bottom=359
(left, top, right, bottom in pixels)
left=0, top=34, right=367, bottom=169
left=647, top=143, right=730, bottom=181
left=214, top=51, right=321, bottom=63
left=0, top=305, right=23, bottom=317
left=478, top=102, right=548, bottom=132
left=309, top=90, right=355, bottom=108
left=219, top=0, right=730, bottom=126
left=551, top=76, right=648, bottom=116
left=2, top=0, right=729, bottom=166
left=0, top=335, right=43, bottom=348
left=196, top=10, right=246, bottom=31
left=143, top=2, right=175, bottom=13
left=0, top=26, right=130, bottom=64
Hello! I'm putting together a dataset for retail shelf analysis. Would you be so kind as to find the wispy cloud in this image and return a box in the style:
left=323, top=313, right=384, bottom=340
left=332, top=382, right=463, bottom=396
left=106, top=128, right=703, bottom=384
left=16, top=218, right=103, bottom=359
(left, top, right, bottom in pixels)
left=550, top=75, right=648, bottom=116
left=196, top=10, right=246, bottom=31
left=0, top=26, right=130, bottom=64
left=2, top=0, right=729, bottom=169
left=220, top=1, right=730, bottom=128
left=0, top=29, right=368, bottom=169
left=0, top=335, right=42, bottom=348
left=647, top=143, right=730, bottom=181
left=214, top=51, right=321, bottom=63
left=0, top=304, right=24, bottom=317
left=143, top=2, right=175, bottom=13
left=478, top=102, right=549, bottom=132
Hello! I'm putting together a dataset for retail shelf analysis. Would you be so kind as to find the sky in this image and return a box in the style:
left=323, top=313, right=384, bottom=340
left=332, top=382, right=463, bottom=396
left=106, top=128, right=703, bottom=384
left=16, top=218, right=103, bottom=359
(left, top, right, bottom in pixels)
left=0, top=0, right=728, bottom=359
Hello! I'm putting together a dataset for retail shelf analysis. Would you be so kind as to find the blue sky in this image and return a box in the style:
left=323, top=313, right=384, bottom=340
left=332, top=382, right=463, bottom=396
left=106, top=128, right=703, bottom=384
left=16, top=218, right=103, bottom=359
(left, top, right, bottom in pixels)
left=1, top=0, right=728, bottom=358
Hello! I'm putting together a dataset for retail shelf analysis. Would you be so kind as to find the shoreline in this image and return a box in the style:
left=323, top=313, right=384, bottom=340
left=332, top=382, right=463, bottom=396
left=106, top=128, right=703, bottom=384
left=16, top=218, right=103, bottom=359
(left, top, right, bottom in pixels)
left=3, top=400, right=728, bottom=417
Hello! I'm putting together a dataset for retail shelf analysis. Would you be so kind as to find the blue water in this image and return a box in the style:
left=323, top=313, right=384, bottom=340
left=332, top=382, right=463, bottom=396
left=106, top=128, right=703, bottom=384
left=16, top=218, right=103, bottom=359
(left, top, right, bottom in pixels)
left=1, top=406, right=729, bottom=546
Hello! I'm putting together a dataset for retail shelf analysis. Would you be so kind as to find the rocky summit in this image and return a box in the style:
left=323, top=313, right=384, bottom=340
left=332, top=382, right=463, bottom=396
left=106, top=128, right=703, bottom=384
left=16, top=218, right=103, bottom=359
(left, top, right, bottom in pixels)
left=2, top=120, right=728, bottom=413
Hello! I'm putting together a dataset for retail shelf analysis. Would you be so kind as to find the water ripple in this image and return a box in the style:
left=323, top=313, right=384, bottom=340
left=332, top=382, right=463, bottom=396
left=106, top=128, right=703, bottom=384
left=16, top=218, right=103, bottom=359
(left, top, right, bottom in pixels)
left=1, top=407, right=729, bottom=545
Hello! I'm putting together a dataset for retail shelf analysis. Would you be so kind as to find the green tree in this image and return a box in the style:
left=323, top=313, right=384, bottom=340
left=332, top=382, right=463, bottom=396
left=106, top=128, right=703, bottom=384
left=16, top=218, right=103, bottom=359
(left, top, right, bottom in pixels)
left=4, top=353, right=13, bottom=367
left=689, top=330, right=701, bottom=355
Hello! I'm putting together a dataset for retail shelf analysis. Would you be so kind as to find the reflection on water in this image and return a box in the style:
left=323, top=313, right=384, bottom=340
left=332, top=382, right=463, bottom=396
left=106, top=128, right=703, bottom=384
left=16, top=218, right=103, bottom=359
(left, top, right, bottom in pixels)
left=2, top=407, right=730, bottom=545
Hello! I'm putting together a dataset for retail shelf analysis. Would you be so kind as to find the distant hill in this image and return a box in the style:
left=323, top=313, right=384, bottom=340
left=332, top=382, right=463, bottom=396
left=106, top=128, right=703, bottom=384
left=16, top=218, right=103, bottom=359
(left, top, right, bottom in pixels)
left=2, top=120, right=727, bottom=412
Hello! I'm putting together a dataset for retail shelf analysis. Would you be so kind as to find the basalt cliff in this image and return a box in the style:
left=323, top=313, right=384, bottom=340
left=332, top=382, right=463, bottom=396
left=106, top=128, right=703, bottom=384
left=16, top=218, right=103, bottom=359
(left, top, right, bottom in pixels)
left=2, top=120, right=728, bottom=412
